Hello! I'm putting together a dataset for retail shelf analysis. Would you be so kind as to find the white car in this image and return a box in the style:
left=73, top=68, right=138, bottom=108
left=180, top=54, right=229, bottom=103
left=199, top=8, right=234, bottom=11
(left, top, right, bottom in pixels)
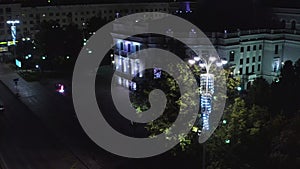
left=0, top=100, right=4, bottom=111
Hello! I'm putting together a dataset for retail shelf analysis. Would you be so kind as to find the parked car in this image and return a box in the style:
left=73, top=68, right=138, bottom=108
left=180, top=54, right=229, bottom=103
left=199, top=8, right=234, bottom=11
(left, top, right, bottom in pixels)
left=0, top=99, right=4, bottom=111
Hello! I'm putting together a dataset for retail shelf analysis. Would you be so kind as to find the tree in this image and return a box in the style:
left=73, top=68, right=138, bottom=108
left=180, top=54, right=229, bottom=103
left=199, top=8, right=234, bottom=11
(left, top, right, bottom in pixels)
left=35, top=21, right=83, bottom=72
left=245, top=77, right=271, bottom=107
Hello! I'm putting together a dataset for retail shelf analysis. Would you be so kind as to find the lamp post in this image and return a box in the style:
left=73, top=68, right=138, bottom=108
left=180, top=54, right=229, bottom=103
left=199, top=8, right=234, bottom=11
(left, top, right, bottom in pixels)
left=189, top=55, right=227, bottom=169
left=189, top=55, right=227, bottom=131
left=7, top=20, right=20, bottom=63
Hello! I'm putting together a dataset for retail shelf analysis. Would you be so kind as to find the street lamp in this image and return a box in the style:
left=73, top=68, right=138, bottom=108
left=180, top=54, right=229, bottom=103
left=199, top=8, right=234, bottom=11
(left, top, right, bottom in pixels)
left=6, top=20, right=20, bottom=46
left=189, top=55, right=227, bottom=131
left=7, top=20, right=20, bottom=65
left=189, top=55, right=227, bottom=169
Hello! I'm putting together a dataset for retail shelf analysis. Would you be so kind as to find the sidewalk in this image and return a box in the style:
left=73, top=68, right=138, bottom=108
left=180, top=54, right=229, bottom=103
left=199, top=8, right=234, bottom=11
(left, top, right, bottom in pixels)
left=0, top=63, right=110, bottom=169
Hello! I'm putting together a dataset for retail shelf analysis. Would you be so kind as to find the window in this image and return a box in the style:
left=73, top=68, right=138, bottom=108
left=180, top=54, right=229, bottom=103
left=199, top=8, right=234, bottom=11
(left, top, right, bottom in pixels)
left=49, top=13, right=53, bottom=16
left=258, top=56, right=262, bottom=61
left=5, top=8, right=11, bottom=13
left=281, top=20, right=286, bottom=28
left=29, top=14, right=34, bottom=17
left=240, top=47, right=244, bottom=52
left=247, top=46, right=251, bottom=51
left=56, top=13, right=60, bottom=16
left=246, top=67, right=249, bottom=74
left=253, top=45, right=256, bottom=50
left=127, top=44, right=131, bottom=52
left=229, top=51, right=235, bottom=62
left=240, top=58, right=243, bottom=65
left=246, top=58, right=250, bottom=64
left=275, top=45, right=279, bottom=54
left=258, top=64, right=261, bottom=71
left=239, top=68, right=243, bottom=75
left=252, top=57, right=255, bottom=62
left=252, top=65, right=255, bottom=73
left=135, top=45, right=139, bottom=52
left=0, top=9, right=3, bottom=14
left=120, top=42, right=123, bottom=50
left=291, top=20, right=296, bottom=30
left=30, top=20, right=34, bottom=24
left=259, top=44, right=262, bottom=50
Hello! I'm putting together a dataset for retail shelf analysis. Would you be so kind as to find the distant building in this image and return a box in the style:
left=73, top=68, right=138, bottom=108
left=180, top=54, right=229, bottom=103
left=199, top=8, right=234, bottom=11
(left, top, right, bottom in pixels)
left=112, top=14, right=300, bottom=90
left=0, top=2, right=174, bottom=41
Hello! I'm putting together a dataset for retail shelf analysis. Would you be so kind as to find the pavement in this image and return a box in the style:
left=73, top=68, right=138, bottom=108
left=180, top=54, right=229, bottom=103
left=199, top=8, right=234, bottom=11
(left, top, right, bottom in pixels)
left=0, top=81, right=87, bottom=169
left=0, top=63, right=115, bottom=169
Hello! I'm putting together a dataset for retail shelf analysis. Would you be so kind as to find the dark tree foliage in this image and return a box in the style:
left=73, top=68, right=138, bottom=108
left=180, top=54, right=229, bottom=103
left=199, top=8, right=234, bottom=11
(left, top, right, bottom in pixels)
left=35, top=20, right=83, bottom=72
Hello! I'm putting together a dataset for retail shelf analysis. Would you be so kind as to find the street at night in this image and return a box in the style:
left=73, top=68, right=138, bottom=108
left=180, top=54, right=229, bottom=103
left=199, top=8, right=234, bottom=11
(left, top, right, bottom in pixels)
left=0, top=0, right=300, bottom=169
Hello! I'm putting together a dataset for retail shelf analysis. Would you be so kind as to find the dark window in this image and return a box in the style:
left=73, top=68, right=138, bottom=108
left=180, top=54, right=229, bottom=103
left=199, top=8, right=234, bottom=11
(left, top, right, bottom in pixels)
left=252, top=65, right=255, bottom=73
left=62, top=12, right=66, bottom=16
left=135, top=45, right=139, bottom=52
left=246, top=58, right=250, bottom=64
left=49, top=13, right=53, bottom=16
left=0, top=9, right=3, bottom=14
left=229, top=51, right=235, bottom=61
left=240, top=58, right=243, bottom=65
left=247, top=46, right=251, bottom=51
left=240, top=47, right=244, bottom=52
left=29, top=20, right=34, bottom=24
left=5, top=8, right=11, bottom=13
left=281, top=20, right=286, bottom=28
left=239, top=68, right=243, bottom=75
left=86, top=11, right=90, bottom=15
left=258, top=64, right=261, bottom=71
left=127, top=44, right=131, bottom=52
left=259, top=44, right=262, bottom=50
left=56, top=13, right=60, bottom=16
left=246, top=67, right=249, bottom=74
left=259, top=56, right=262, bottom=61
left=291, top=20, right=296, bottom=30
left=275, top=45, right=279, bottom=54
left=252, top=57, right=255, bottom=62
left=29, top=14, right=34, bottom=17
left=120, top=42, right=123, bottom=50
left=253, top=45, right=256, bottom=50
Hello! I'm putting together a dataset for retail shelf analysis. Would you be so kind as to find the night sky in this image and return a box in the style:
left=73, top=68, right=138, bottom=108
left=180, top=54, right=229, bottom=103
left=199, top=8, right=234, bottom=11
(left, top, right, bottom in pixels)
left=0, top=0, right=299, bottom=8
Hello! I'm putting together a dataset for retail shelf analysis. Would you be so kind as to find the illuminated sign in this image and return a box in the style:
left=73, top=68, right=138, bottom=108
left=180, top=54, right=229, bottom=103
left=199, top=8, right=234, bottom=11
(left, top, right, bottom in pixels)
left=15, top=59, right=22, bottom=68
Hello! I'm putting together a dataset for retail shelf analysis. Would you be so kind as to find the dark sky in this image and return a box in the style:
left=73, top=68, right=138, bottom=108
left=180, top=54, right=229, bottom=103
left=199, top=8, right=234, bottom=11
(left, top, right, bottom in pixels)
left=0, top=0, right=299, bottom=8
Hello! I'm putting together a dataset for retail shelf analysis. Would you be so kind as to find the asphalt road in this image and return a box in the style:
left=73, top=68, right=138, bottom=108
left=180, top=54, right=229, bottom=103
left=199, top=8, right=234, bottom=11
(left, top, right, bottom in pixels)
left=0, top=81, right=87, bottom=169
